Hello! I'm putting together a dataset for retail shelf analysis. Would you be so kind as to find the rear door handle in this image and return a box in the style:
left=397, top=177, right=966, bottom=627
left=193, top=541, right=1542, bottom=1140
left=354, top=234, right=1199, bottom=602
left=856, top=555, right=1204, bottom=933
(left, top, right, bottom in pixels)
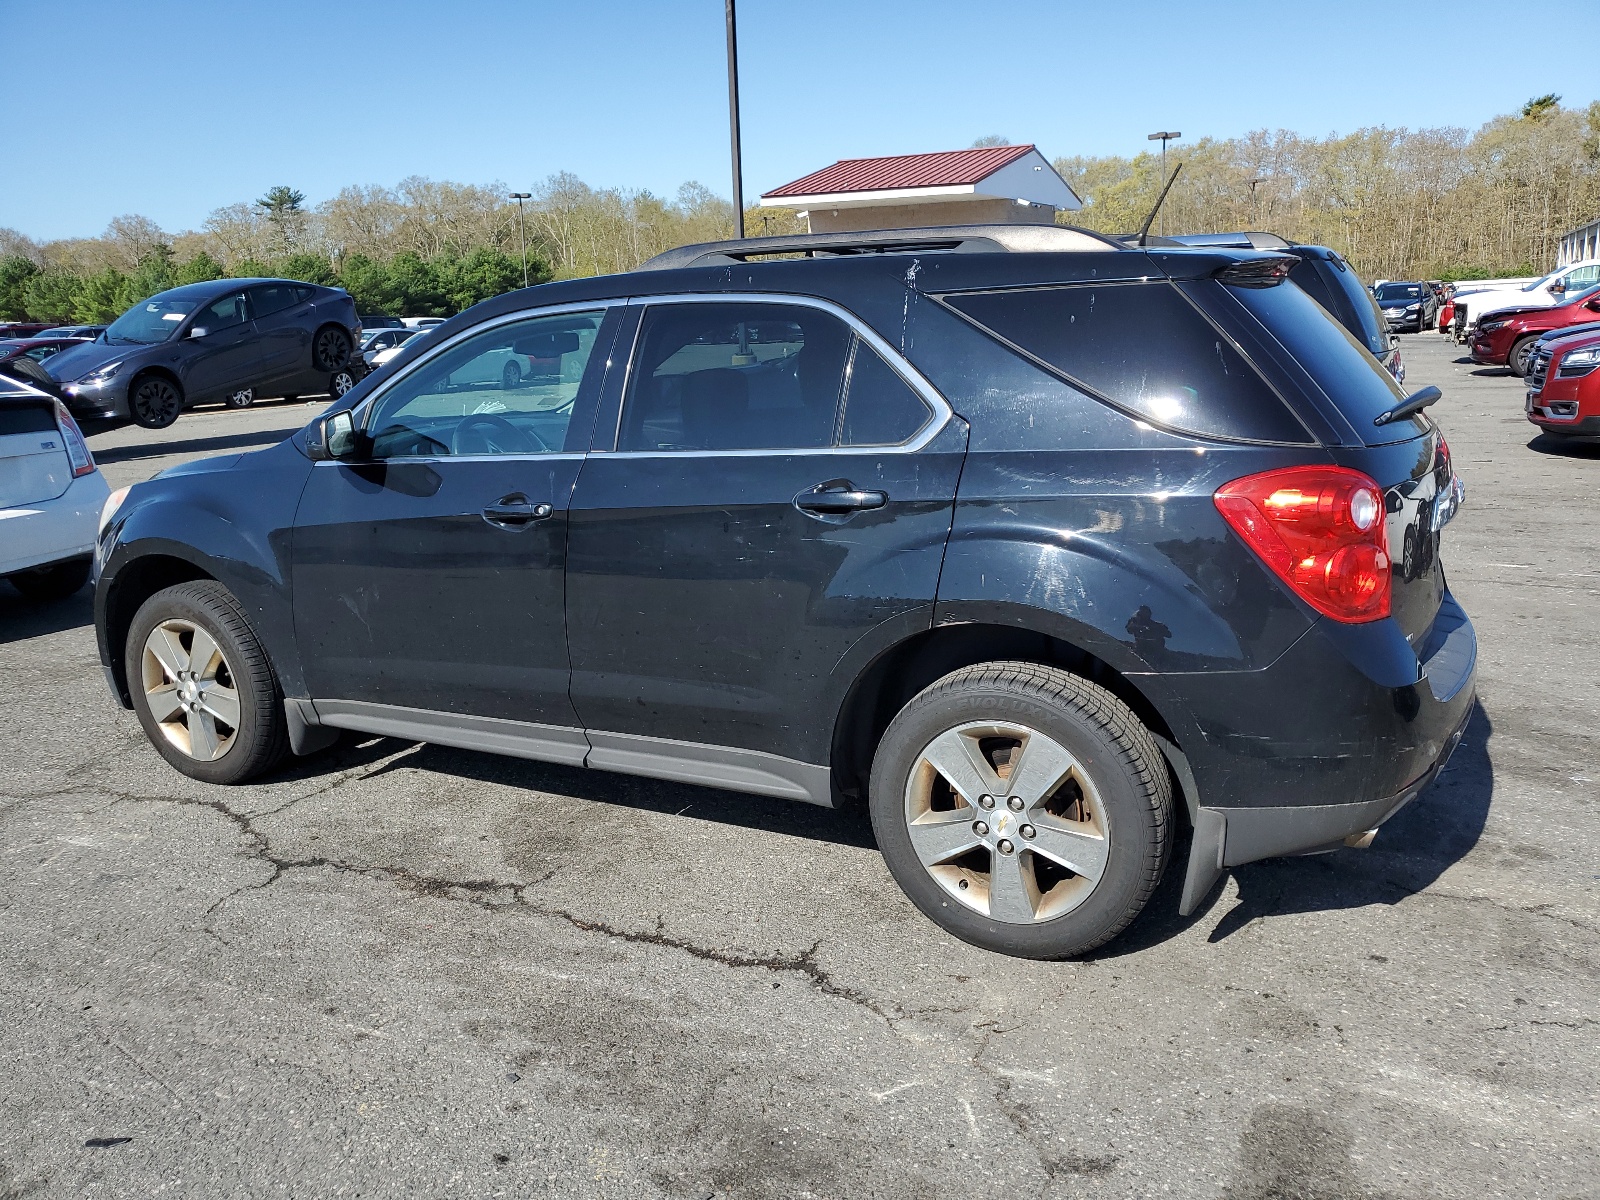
left=793, top=481, right=888, bottom=516
left=482, top=493, right=553, bottom=529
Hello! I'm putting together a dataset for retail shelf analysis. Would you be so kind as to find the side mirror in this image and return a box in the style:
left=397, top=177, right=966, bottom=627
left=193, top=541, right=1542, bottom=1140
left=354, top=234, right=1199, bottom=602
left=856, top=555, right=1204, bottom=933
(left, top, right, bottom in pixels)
left=308, top=410, right=360, bottom=461
left=1548, top=282, right=1566, bottom=294
left=188, top=325, right=209, bottom=338
left=1586, top=298, right=1600, bottom=312
left=1389, top=334, right=1401, bottom=349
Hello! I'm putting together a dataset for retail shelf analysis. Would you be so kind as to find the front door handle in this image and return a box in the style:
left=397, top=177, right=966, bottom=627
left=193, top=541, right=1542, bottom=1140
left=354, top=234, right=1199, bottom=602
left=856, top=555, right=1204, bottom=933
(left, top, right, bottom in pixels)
left=482, top=493, right=553, bottom=529
left=793, top=481, right=888, bottom=516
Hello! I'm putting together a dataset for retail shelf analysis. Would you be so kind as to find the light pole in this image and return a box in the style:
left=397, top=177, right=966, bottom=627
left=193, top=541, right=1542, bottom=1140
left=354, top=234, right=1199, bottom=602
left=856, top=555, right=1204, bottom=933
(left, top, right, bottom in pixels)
left=726, top=0, right=744, bottom=238
left=1146, top=131, right=1181, bottom=235
left=509, top=192, right=532, bottom=287
left=1247, top=177, right=1263, bottom=226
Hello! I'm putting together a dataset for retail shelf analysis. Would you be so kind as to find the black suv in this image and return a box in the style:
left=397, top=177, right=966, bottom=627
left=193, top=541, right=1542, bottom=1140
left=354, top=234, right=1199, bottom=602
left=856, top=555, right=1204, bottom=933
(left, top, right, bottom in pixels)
left=47, top=279, right=361, bottom=428
left=92, top=225, right=1475, bottom=959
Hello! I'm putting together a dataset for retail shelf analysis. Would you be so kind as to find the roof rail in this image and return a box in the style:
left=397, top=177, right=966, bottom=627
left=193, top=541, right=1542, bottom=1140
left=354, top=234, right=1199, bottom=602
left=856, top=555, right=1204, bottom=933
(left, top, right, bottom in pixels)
left=638, top=223, right=1122, bottom=271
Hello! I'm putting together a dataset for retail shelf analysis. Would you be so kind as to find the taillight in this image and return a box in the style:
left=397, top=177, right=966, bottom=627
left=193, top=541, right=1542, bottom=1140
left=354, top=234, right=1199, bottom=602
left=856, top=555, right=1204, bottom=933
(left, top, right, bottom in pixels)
left=53, top=400, right=96, bottom=478
left=1214, top=466, right=1391, bottom=623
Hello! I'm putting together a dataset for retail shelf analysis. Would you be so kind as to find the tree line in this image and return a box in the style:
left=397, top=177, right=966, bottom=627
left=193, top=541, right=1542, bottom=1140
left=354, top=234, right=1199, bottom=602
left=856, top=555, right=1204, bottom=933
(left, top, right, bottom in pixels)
left=1054, top=96, right=1600, bottom=281
left=2, top=97, right=1595, bottom=325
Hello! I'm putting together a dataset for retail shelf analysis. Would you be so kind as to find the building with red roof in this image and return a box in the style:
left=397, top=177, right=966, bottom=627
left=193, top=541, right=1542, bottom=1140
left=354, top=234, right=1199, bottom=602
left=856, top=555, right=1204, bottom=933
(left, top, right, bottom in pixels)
left=760, top=144, right=1081, bottom=233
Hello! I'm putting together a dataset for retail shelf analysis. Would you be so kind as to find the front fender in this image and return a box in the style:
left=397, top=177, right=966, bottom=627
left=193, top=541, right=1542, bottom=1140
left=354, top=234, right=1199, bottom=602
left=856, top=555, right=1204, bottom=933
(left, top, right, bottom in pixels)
left=96, top=441, right=312, bottom=703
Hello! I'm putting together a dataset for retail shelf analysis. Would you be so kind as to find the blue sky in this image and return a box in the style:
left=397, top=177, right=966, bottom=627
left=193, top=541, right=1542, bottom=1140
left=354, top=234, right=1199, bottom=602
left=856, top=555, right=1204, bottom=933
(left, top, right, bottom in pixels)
left=2, top=0, right=1593, bottom=242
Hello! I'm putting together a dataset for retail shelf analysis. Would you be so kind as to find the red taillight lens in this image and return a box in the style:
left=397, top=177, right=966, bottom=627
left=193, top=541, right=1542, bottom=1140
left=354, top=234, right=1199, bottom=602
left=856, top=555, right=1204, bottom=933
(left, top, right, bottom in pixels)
left=53, top=400, right=96, bottom=478
left=1214, top=466, right=1391, bottom=623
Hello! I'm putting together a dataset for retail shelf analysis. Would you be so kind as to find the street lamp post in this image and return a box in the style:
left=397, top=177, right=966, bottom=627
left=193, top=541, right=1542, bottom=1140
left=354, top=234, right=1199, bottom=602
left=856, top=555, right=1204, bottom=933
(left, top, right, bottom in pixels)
left=726, top=0, right=744, bottom=238
left=1146, top=131, right=1181, bottom=236
left=1247, top=177, right=1263, bottom=225
left=509, top=192, right=532, bottom=288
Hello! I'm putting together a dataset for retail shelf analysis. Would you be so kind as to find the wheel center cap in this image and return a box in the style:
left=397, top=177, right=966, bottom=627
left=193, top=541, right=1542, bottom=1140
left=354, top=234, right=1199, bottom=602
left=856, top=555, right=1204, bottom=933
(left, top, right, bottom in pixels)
left=992, top=811, right=1012, bottom=837
left=181, top=680, right=199, bottom=703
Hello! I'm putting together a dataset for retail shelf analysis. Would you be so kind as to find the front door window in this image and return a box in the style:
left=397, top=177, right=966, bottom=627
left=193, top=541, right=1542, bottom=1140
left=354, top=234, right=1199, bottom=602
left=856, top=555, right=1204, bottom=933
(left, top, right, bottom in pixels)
left=365, top=310, right=606, bottom=457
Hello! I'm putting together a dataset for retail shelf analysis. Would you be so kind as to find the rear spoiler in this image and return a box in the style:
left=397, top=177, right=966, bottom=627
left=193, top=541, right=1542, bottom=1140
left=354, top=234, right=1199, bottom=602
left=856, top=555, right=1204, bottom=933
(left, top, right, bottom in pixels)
left=1216, top=256, right=1296, bottom=288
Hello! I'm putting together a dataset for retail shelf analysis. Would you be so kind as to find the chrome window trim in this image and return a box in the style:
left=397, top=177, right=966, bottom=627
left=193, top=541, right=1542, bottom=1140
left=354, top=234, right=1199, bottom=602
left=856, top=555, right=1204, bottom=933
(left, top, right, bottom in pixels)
left=347, top=297, right=626, bottom=435
left=599, top=292, right=954, bottom=457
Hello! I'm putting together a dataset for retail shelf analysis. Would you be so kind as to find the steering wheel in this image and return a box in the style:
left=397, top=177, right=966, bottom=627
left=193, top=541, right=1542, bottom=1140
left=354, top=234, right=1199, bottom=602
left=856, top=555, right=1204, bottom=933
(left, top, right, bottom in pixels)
left=451, top=413, right=551, bottom=455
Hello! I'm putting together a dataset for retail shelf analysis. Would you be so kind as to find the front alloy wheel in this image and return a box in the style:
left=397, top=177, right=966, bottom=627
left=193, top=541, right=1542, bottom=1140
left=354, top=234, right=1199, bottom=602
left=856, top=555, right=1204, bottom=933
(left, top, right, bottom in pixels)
left=226, top=387, right=255, bottom=409
left=130, top=376, right=182, bottom=429
left=126, top=581, right=288, bottom=783
left=142, top=618, right=240, bottom=762
left=329, top=369, right=356, bottom=398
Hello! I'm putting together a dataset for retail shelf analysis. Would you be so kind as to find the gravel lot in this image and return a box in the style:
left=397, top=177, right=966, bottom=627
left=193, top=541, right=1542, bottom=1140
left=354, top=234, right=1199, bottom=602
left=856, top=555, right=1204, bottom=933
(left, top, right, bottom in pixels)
left=2, top=338, right=1596, bottom=1199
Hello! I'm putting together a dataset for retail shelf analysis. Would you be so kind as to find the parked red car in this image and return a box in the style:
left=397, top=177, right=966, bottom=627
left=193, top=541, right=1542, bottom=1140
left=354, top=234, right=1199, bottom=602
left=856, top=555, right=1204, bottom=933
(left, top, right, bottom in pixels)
left=1527, top=326, right=1600, bottom=437
left=1470, top=283, right=1600, bottom=375
left=1435, top=285, right=1455, bottom=335
left=0, top=337, right=90, bottom=366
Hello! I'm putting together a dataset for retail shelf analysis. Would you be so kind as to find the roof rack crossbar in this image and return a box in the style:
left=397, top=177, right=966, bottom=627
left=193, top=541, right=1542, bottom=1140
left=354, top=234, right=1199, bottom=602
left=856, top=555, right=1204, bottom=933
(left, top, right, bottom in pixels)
left=638, top=223, right=1123, bottom=271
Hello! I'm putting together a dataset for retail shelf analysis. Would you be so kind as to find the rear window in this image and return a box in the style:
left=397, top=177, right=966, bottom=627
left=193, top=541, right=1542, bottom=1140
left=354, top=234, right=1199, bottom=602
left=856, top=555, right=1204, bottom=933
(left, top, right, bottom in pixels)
left=1224, top=279, right=1424, bottom=445
left=0, top=403, right=56, bottom=435
left=939, top=281, right=1311, bottom=444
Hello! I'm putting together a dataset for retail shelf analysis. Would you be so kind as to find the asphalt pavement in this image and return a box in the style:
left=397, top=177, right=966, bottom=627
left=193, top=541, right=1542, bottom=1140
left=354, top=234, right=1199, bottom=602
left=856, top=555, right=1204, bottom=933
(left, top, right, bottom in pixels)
left=1, top=340, right=1595, bottom=1199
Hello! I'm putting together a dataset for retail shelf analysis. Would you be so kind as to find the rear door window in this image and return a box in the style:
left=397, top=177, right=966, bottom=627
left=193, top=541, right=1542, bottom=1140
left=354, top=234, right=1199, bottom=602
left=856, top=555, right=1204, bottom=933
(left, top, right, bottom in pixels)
left=247, top=284, right=301, bottom=318
left=939, top=281, right=1311, bottom=444
left=618, top=303, right=850, bottom=452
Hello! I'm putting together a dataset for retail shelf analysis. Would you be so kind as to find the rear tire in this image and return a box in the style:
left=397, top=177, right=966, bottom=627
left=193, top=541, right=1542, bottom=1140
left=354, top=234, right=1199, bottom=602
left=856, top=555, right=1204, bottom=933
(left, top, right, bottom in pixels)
left=125, top=580, right=288, bottom=784
left=868, top=662, right=1171, bottom=959
left=1509, top=335, right=1538, bottom=378
left=225, top=386, right=255, bottom=409
left=130, top=374, right=183, bottom=429
left=312, top=326, right=352, bottom=372
left=8, top=558, right=90, bottom=602
left=328, top=368, right=355, bottom=398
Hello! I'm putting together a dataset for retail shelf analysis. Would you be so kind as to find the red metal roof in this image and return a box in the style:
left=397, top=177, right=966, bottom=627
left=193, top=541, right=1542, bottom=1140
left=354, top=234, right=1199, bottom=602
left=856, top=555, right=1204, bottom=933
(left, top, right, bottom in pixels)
left=762, top=144, right=1037, bottom=199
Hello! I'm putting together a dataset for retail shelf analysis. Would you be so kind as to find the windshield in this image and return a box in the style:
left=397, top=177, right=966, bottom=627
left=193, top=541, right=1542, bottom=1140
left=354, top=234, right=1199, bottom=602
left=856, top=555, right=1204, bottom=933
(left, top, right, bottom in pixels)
left=1375, top=283, right=1423, bottom=300
left=1561, top=283, right=1600, bottom=306
left=105, top=295, right=199, bottom=345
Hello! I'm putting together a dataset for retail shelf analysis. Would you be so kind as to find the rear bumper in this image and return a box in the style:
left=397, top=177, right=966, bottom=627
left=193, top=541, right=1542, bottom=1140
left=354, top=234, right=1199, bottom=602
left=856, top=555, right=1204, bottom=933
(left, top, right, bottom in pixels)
left=0, top=470, right=111, bottom=576
left=1166, top=591, right=1477, bottom=914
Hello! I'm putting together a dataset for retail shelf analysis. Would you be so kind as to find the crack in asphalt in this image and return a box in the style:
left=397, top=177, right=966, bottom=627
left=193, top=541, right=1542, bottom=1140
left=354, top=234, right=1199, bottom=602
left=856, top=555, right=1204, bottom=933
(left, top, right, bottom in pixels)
left=80, top=786, right=901, bottom=1026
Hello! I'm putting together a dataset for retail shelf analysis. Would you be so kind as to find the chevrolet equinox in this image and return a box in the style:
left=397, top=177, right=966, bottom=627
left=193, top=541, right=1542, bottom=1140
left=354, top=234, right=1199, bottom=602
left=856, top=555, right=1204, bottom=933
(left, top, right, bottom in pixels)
left=92, top=225, right=1475, bottom=958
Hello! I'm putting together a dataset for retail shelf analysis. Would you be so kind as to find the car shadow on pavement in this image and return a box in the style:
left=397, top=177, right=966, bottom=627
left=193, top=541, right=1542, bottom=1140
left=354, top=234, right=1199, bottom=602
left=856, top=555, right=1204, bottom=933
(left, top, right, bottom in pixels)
left=1095, top=700, right=1495, bottom=955
left=1526, top=433, right=1600, bottom=458
left=88, top=425, right=304, bottom=465
left=0, top=587, right=93, bottom=643
left=280, top=737, right=879, bottom=851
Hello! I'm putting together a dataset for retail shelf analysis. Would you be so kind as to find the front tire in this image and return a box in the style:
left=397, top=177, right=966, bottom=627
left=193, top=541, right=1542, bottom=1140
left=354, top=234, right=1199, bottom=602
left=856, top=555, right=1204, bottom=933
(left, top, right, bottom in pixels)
left=129, top=374, right=183, bottom=429
left=869, top=662, right=1171, bottom=959
left=1509, top=335, right=1538, bottom=378
left=8, top=558, right=90, bottom=602
left=125, top=581, right=288, bottom=784
left=328, top=368, right=355, bottom=398
left=225, top=386, right=255, bottom=409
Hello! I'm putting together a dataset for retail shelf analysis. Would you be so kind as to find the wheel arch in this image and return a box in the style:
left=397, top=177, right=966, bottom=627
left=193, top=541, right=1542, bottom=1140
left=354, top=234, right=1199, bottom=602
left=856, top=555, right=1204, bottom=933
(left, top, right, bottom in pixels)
left=100, top=552, right=215, bottom=706
left=829, top=619, right=1195, bottom=813
left=127, top=364, right=184, bottom=402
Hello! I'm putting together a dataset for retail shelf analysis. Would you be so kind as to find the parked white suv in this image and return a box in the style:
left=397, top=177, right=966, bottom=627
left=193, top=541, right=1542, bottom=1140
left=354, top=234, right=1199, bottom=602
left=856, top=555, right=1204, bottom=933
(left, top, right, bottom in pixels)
left=1453, top=259, right=1600, bottom=330
left=1, top=376, right=110, bottom=602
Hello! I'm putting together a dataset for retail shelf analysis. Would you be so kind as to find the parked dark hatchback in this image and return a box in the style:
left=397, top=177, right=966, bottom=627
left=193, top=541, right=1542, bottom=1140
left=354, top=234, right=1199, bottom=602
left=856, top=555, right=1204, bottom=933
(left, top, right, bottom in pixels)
left=93, top=225, right=1475, bottom=959
left=47, top=279, right=361, bottom=428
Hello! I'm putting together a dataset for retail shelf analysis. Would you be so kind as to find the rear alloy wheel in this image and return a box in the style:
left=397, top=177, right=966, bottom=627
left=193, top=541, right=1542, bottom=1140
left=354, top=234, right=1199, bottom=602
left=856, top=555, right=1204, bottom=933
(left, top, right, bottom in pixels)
left=130, top=375, right=183, bottom=429
left=328, top=369, right=356, bottom=398
left=8, top=558, right=90, bottom=602
left=126, top=581, right=288, bottom=784
left=1509, top=334, right=1539, bottom=378
left=870, top=662, right=1171, bottom=959
left=312, top=327, right=352, bottom=372
left=225, top=386, right=255, bottom=409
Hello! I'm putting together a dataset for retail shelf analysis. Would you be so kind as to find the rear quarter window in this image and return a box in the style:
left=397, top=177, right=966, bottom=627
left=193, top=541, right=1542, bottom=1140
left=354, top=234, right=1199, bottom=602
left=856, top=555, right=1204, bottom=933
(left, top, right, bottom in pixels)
left=938, top=281, right=1312, bottom=444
